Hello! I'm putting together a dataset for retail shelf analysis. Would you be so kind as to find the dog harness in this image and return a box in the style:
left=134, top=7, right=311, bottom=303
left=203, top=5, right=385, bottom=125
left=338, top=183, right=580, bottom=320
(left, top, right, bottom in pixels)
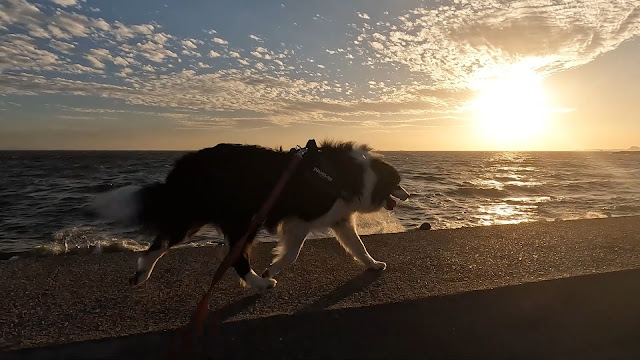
left=293, top=139, right=349, bottom=200
left=170, top=139, right=344, bottom=358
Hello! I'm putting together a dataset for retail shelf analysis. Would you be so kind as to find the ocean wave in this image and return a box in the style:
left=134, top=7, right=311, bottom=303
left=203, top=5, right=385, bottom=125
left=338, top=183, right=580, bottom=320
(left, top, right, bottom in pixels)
left=78, top=183, right=119, bottom=193
left=406, top=174, right=445, bottom=182
left=503, top=184, right=543, bottom=195
left=504, top=196, right=552, bottom=204
left=449, top=187, right=507, bottom=198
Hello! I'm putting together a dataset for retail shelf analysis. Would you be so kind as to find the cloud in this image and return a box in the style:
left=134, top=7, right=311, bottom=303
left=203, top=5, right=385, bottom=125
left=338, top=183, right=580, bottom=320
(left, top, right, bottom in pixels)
left=181, top=39, right=198, bottom=49
left=112, top=21, right=157, bottom=40
left=0, top=0, right=45, bottom=28
left=51, top=0, right=77, bottom=7
left=48, top=39, right=75, bottom=54
left=65, top=64, right=102, bottom=74
left=131, top=24, right=154, bottom=35
left=91, top=18, right=110, bottom=31
left=123, top=37, right=178, bottom=63
left=112, top=56, right=129, bottom=66
left=47, top=24, right=69, bottom=39
left=83, top=48, right=121, bottom=69
left=0, top=34, right=61, bottom=71
left=84, top=54, right=105, bottom=69
left=50, top=10, right=91, bottom=37
left=212, top=37, right=228, bottom=45
left=182, top=48, right=201, bottom=57
left=116, top=67, right=133, bottom=77
left=352, top=0, right=640, bottom=89
left=2, top=0, right=639, bottom=133
left=26, top=23, right=49, bottom=38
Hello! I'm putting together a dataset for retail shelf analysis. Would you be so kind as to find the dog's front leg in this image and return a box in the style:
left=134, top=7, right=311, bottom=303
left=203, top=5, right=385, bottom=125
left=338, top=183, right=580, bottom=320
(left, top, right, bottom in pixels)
left=261, top=220, right=309, bottom=279
left=331, top=217, right=386, bottom=270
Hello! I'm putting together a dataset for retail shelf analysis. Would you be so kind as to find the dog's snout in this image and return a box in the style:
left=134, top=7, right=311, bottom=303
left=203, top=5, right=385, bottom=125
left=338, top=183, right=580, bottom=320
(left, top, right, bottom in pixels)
left=391, top=185, right=410, bottom=201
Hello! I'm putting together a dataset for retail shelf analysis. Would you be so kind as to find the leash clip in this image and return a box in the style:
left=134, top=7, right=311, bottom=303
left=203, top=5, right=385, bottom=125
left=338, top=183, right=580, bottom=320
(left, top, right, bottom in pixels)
left=293, top=139, right=318, bottom=159
left=295, top=146, right=308, bottom=159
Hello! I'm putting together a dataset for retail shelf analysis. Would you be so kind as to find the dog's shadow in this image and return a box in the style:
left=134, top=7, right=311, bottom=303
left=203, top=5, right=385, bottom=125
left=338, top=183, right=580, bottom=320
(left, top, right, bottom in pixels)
left=209, top=270, right=383, bottom=321
left=296, top=269, right=383, bottom=314
left=212, top=293, right=264, bottom=322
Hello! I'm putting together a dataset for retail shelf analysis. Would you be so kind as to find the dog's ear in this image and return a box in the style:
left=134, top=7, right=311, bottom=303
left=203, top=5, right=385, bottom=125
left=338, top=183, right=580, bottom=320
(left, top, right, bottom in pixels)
left=305, top=139, right=318, bottom=151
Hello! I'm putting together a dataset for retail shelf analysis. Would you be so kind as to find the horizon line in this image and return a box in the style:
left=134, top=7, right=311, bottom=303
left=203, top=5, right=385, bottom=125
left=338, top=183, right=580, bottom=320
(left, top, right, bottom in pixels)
left=1, top=148, right=637, bottom=152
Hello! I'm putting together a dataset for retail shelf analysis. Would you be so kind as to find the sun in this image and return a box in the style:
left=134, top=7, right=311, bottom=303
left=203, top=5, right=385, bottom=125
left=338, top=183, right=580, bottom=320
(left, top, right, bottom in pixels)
left=468, top=65, right=551, bottom=149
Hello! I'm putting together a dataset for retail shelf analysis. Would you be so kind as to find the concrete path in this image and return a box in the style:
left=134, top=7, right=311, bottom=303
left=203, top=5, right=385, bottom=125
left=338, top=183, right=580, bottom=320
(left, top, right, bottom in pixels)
left=2, top=216, right=640, bottom=358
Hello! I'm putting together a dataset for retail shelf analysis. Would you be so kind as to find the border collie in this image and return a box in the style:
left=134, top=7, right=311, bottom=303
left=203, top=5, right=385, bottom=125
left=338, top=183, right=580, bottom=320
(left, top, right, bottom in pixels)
left=92, top=141, right=409, bottom=290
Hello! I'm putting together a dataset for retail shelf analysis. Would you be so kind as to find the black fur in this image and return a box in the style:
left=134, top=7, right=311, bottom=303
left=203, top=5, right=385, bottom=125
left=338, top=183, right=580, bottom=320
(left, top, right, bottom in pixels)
left=113, top=142, right=402, bottom=281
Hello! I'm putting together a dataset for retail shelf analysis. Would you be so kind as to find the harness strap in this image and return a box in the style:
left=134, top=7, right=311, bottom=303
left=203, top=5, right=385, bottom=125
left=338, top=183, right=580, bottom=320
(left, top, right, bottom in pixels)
left=301, top=140, right=350, bottom=200
left=169, top=142, right=309, bottom=358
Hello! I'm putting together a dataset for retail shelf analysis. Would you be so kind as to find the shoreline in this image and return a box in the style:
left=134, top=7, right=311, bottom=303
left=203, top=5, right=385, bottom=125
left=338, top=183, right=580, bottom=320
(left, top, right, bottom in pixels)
left=2, top=216, right=640, bottom=354
left=1, top=214, right=635, bottom=261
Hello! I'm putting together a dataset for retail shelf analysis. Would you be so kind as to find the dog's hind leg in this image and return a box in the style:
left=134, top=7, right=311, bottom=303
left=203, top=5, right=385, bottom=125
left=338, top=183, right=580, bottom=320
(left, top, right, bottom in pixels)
left=130, top=224, right=202, bottom=286
left=261, top=220, right=309, bottom=279
left=130, top=233, right=170, bottom=286
left=225, top=226, right=276, bottom=290
left=234, top=252, right=277, bottom=290
left=331, top=216, right=386, bottom=270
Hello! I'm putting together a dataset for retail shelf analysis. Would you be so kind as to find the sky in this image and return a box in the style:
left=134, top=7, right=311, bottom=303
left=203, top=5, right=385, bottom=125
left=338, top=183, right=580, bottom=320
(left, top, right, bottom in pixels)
left=1, top=0, right=639, bottom=151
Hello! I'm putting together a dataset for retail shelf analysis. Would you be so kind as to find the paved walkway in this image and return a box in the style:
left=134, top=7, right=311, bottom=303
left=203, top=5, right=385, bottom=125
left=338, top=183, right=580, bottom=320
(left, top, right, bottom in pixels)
left=2, top=216, right=640, bottom=358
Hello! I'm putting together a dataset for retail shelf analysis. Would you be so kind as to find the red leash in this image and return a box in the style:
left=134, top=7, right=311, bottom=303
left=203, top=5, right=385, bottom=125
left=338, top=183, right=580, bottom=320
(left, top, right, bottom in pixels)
left=168, top=145, right=308, bottom=358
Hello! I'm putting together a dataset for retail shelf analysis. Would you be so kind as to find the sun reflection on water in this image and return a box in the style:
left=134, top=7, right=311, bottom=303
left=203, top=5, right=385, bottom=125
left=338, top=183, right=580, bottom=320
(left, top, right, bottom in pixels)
left=475, top=203, right=538, bottom=226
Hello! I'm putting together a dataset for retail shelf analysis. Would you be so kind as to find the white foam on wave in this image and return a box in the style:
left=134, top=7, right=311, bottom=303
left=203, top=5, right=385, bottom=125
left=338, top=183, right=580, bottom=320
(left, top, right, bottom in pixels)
left=14, top=211, right=406, bottom=259
left=304, top=211, right=406, bottom=239
left=21, top=225, right=228, bottom=258
left=355, top=211, right=406, bottom=234
left=28, top=225, right=148, bottom=257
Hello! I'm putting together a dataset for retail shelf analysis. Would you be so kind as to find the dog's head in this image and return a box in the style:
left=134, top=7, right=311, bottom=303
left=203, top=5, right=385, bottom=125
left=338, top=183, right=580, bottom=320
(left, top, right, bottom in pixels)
left=318, top=140, right=409, bottom=212
left=369, top=157, right=409, bottom=211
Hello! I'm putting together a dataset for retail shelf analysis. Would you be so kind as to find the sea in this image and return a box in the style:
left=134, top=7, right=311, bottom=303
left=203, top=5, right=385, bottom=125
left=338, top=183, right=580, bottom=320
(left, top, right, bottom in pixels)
left=1, top=150, right=639, bottom=259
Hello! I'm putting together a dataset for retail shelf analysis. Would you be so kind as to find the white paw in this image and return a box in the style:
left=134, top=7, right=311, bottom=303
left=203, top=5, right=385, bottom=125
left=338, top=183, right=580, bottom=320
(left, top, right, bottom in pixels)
left=265, top=278, right=277, bottom=289
left=369, top=261, right=387, bottom=271
left=242, top=271, right=277, bottom=290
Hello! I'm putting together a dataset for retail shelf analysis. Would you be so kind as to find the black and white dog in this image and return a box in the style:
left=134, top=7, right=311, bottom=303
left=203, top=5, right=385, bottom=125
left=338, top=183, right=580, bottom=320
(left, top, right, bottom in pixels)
left=92, top=141, right=409, bottom=290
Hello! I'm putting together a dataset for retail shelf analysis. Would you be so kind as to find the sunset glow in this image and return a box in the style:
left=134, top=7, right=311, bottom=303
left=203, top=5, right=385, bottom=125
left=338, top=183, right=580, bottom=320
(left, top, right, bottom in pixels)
left=469, top=65, right=551, bottom=149
left=0, top=0, right=639, bottom=150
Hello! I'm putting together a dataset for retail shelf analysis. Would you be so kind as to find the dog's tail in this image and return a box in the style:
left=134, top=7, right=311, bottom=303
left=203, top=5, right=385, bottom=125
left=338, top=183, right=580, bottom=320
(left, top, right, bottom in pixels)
left=90, top=183, right=169, bottom=229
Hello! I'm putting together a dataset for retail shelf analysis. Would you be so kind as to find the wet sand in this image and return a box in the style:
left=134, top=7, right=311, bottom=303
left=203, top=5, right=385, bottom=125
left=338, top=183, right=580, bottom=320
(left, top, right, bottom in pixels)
left=2, top=216, right=640, bottom=358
